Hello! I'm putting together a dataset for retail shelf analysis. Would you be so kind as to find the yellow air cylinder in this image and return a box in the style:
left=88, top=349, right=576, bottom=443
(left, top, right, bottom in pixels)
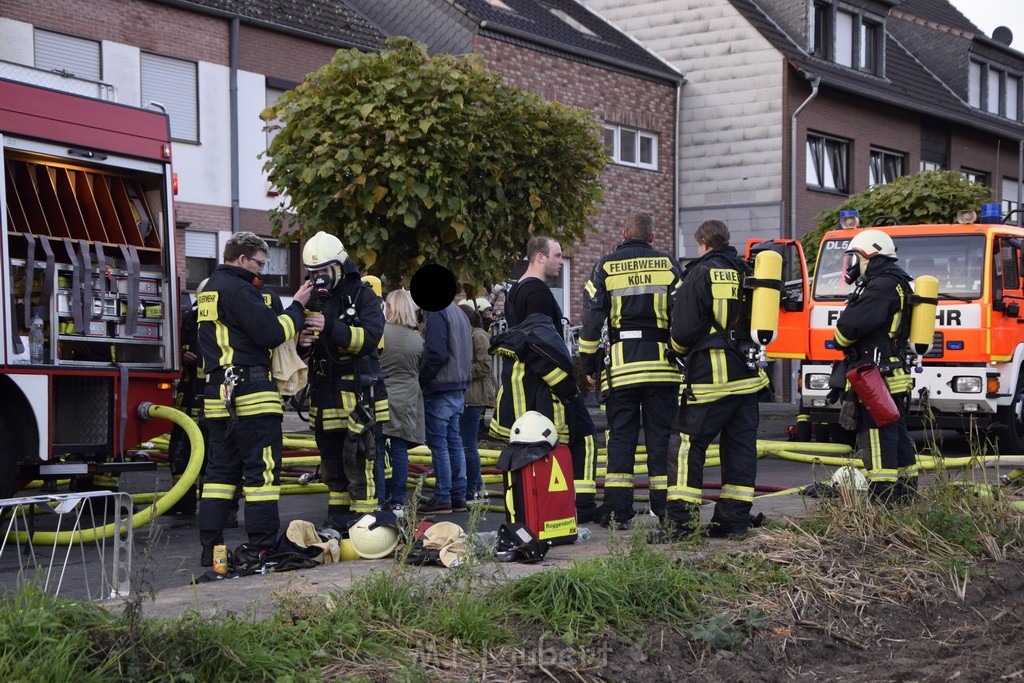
left=339, top=538, right=361, bottom=561
left=361, top=275, right=382, bottom=297
left=749, top=250, right=783, bottom=347
left=910, top=275, right=939, bottom=357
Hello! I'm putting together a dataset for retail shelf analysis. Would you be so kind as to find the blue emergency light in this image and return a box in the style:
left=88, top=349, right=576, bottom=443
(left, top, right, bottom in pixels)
left=980, top=203, right=1003, bottom=224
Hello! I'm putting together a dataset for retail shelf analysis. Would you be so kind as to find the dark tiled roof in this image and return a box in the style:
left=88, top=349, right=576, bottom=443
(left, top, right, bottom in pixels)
left=729, top=0, right=1024, bottom=140
left=344, top=0, right=476, bottom=56
left=157, top=0, right=386, bottom=50
left=456, top=0, right=681, bottom=82
left=895, top=0, right=981, bottom=35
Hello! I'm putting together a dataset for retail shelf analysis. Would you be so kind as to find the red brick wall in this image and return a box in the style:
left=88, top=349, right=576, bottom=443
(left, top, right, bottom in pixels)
left=4, top=0, right=228, bottom=65
left=238, top=25, right=338, bottom=83
left=474, top=36, right=678, bottom=322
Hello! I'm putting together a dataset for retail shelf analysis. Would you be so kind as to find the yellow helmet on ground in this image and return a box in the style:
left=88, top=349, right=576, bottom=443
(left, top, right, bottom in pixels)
left=348, top=514, right=400, bottom=559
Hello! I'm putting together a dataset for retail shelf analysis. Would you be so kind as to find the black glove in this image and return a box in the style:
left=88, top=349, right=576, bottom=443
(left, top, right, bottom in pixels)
left=826, top=387, right=844, bottom=405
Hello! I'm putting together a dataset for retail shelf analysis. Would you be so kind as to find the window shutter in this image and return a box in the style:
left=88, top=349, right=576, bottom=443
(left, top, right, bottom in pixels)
left=185, top=231, right=218, bottom=258
left=141, top=53, right=198, bottom=142
left=34, top=29, right=100, bottom=81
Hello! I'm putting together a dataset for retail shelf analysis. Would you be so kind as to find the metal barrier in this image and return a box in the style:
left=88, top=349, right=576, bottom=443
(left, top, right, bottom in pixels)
left=0, top=491, right=133, bottom=600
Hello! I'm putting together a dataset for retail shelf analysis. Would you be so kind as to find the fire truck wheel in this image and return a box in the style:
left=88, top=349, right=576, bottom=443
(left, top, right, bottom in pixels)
left=0, top=417, right=16, bottom=499
left=995, top=369, right=1024, bottom=455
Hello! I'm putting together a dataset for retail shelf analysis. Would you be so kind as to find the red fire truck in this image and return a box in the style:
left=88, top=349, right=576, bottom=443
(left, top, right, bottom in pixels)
left=0, top=78, right=180, bottom=497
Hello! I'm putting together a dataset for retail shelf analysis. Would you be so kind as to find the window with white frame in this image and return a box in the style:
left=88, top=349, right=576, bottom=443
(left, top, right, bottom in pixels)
left=968, top=60, right=1023, bottom=121
left=34, top=29, right=100, bottom=81
left=806, top=132, right=849, bottom=192
left=811, top=2, right=882, bottom=75
left=869, top=148, right=904, bottom=186
left=921, top=160, right=944, bottom=172
left=185, top=230, right=218, bottom=291
left=260, top=238, right=292, bottom=290
left=141, top=52, right=198, bottom=142
left=603, top=124, right=658, bottom=170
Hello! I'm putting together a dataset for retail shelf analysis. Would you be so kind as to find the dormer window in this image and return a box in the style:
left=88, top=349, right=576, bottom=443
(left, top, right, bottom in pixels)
left=812, top=2, right=883, bottom=75
left=969, top=60, right=1022, bottom=121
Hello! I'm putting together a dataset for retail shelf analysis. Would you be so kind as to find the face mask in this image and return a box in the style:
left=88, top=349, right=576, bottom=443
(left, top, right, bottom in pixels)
left=309, top=268, right=336, bottom=297
left=843, top=252, right=862, bottom=285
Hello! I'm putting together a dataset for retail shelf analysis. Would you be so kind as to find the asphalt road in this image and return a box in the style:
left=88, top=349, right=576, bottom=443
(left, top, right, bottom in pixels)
left=0, top=401, right=984, bottom=602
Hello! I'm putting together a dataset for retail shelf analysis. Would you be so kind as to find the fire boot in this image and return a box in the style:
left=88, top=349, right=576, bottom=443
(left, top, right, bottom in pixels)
left=199, top=529, right=223, bottom=567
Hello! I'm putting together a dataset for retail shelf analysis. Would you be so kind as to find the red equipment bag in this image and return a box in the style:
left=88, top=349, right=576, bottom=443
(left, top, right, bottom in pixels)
left=504, top=443, right=578, bottom=546
left=846, top=363, right=900, bottom=427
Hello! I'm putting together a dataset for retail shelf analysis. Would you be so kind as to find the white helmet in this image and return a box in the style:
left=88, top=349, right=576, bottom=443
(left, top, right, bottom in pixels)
left=474, top=297, right=493, bottom=312
left=348, top=514, right=399, bottom=559
left=846, top=229, right=896, bottom=259
left=510, top=411, right=558, bottom=447
left=303, top=231, right=348, bottom=291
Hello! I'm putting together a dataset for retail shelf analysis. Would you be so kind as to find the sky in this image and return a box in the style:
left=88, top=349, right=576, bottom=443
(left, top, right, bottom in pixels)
left=948, top=0, right=1024, bottom=48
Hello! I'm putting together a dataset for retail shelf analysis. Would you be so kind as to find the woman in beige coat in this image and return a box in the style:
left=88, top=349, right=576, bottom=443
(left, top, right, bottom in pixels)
left=380, top=289, right=425, bottom=515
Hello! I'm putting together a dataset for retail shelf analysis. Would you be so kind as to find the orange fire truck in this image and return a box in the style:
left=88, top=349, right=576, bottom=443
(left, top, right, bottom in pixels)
left=0, top=78, right=180, bottom=497
left=787, top=205, right=1024, bottom=451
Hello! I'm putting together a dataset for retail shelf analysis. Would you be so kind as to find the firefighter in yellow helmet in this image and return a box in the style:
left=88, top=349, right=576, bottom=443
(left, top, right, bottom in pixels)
left=579, top=210, right=682, bottom=528
left=299, top=231, right=387, bottom=526
left=834, top=228, right=917, bottom=504
left=663, top=220, right=769, bottom=541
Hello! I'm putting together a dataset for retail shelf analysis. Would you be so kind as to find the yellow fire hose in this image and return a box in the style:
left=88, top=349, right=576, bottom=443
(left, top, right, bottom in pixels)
left=9, top=403, right=203, bottom=545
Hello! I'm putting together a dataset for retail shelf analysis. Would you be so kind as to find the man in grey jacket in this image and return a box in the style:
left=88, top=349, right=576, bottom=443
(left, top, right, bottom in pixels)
left=417, top=302, right=473, bottom=514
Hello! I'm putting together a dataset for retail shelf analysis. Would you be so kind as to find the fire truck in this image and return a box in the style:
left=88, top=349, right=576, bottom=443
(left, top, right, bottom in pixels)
left=787, top=205, right=1024, bottom=451
left=0, top=78, right=180, bottom=498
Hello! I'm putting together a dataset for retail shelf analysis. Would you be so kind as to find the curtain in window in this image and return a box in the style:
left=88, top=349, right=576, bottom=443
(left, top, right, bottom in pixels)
left=826, top=138, right=847, bottom=191
left=807, top=137, right=823, bottom=186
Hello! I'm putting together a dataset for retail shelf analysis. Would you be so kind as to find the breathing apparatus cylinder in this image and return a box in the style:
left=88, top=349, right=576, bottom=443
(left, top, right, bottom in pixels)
left=749, top=249, right=783, bottom=349
left=909, top=275, right=939, bottom=366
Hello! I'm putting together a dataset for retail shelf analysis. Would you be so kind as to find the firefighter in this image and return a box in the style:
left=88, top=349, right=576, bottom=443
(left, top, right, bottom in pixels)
left=196, top=232, right=312, bottom=565
left=298, top=232, right=386, bottom=527
left=579, top=211, right=682, bottom=527
left=833, top=229, right=917, bottom=504
left=491, top=236, right=598, bottom=521
left=662, top=220, right=769, bottom=540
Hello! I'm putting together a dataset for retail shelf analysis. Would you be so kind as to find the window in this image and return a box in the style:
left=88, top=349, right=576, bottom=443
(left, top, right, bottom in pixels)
left=806, top=133, right=848, bottom=192
left=265, top=85, right=286, bottom=149
left=969, top=60, right=1023, bottom=121
left=260, top=238, right=292, bottom=290
left=185, top=231, right=218, bottom=291
left=811, top=3, right=882, bottom=74
left=603, top=124, right=658, bottom=170
left=34, top=29, right=100, bottom=81
left=1005, top=178, right=1022, bottom=216
left=869, top=148, right=904, bottom=186
left=141, top=52, right=198, bottom=142
left=921, top=161, right=944, bottom=172
left=962, top=168, right=988, bottom=186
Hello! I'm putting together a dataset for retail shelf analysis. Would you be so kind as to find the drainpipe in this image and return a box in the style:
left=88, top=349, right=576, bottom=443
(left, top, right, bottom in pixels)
left=789, top=74, right=820, bottom=240
left=674, top=82, right=683, bottom=259
left=1018, top=139, right=1023, bottom=226
left=230, top=17, right=240, bottom=233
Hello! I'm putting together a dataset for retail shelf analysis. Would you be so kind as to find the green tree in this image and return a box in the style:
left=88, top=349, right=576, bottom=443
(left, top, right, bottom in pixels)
left=261, top=37, right=606, bottom=287
left=800, top=171, right=992, bottom=272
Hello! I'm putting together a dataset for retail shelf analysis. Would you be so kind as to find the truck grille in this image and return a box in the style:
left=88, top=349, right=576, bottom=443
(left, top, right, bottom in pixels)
left=924, top=332, right=943, bottom=359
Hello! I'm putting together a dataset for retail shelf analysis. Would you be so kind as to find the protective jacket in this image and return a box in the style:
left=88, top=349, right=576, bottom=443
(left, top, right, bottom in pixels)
left=670, top=246, right=769, bottom=405
left=579, top=239, right=682, bottom=388
left=834, top=258, right=913, bottom=396
left=489, top=313, right=585, bottom=444
left=306, top=264, right=387, bottom=433
left=197, top=264, right=305, bottom=419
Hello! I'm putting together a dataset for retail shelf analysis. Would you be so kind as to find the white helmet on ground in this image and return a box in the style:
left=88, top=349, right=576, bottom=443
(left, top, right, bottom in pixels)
left=348, top=514, right=399, bottom=559
left=510, top=411, right=558, bottom=447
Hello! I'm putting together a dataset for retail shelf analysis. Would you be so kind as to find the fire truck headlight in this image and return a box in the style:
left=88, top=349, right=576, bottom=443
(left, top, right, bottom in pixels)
left=806, top=374, right=830, bottom=390
left=962, top=403, right=980, bottom=412
left=952, top=376, right=982, bottom=394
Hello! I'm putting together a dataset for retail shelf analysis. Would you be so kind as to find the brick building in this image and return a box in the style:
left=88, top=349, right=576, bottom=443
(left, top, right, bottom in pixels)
left=345, top=0, right=682, bottom=321
left=0, top=0, right=384, bottom=298
left=583, top=0, right=1024, bottom=254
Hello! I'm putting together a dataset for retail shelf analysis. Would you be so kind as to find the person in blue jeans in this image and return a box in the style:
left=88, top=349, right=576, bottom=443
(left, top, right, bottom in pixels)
left=417, top=301, right=473, bottom=514
left=457, top=300, right=496, bottom=502
left=378, top=289, right=425, bottom=516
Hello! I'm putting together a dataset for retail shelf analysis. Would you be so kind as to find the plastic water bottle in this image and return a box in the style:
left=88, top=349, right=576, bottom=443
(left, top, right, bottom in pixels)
left=29, top=310, right=44, bottom=364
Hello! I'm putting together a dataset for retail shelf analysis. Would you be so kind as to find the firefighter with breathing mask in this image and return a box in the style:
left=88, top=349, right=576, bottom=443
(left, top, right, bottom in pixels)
left=299, top=231, right=387, bottom=526
left=834, top=229, right=917, bottom=504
